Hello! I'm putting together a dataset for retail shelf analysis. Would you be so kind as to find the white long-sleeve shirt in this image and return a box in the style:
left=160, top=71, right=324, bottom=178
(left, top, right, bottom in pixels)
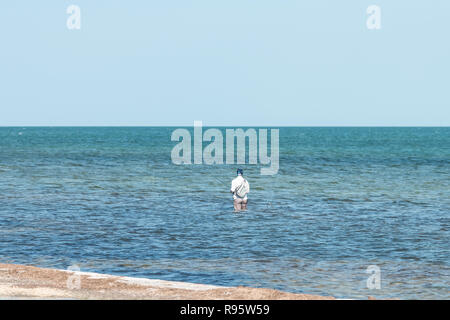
left=231, top=175, right=249, bottom=199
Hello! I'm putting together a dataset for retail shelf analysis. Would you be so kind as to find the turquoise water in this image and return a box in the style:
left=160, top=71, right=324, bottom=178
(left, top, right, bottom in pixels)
left=0, top=127, right=448, bottom=299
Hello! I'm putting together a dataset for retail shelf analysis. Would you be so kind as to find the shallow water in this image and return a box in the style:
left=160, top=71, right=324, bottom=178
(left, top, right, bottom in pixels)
left=0, top=127, right=449, bottom=299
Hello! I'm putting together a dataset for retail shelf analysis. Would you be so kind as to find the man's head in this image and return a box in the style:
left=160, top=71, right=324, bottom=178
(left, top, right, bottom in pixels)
left=237, top=168, right=243, bottom=176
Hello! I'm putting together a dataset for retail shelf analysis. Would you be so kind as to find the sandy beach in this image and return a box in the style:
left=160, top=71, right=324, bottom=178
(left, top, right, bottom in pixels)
left=0, top=263, right=334, bottom=300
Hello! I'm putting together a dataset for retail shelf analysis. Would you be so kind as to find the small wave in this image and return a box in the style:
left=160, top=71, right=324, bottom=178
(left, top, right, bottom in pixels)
left=323, top=197, right=356, bottom=203
left=67, top=162, right=83, bottom=167
left=89, top=185, right=104, bottom=190
left=393, top=199, right=429, bottom=206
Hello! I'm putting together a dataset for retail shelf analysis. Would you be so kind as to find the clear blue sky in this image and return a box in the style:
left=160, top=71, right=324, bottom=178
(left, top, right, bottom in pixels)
left=0, top=1, right=449, bottom=126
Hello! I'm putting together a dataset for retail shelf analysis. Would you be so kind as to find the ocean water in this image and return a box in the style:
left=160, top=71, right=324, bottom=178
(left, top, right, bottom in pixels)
left=0, top=127, right=448, bottom=299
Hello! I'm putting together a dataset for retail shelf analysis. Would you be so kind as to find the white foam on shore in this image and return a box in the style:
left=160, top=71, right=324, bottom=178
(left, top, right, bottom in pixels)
left=60, top=269, right=225, bottom=291
left=60, top=270, right=114, bottom=279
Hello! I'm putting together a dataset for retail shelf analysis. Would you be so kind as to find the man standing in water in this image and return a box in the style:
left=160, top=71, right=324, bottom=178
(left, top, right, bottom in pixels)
left=230, top=169, right=250, bottom=212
